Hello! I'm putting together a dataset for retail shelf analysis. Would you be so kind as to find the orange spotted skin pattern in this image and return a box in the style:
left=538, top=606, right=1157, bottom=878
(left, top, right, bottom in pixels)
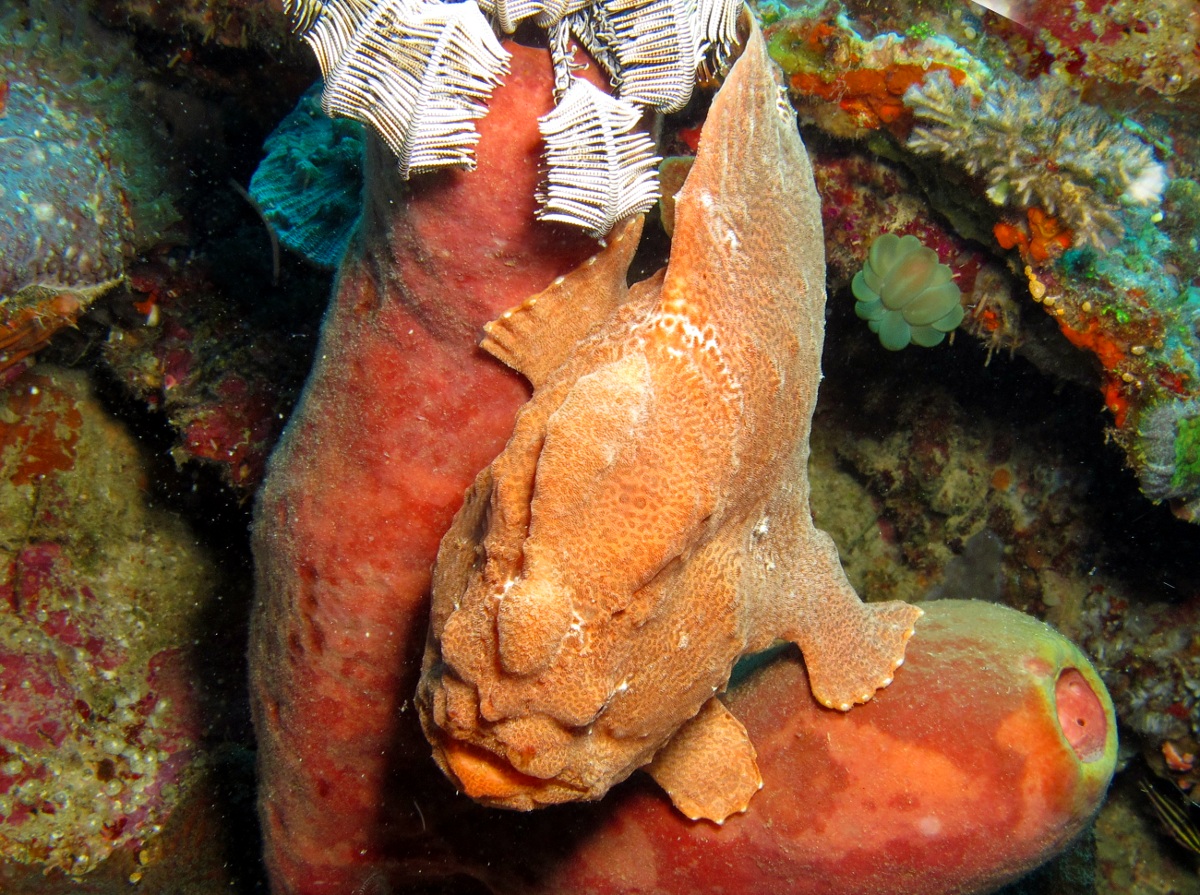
left=417, top=22, right=923, bottom=824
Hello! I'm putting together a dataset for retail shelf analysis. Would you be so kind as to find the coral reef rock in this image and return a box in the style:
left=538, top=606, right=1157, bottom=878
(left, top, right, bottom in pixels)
left=0, top=4, right=178, bottom=380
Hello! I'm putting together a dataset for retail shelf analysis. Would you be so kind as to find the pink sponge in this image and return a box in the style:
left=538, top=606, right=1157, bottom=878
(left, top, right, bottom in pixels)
left=498, top=598, right=1116, bottom=895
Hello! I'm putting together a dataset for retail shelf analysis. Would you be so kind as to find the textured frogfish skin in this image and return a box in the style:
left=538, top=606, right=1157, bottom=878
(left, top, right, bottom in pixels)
left=508, top=600, right=1117, bottom=895
left=417, top=22, right=923, bottom=823
left=247, top=46, right=598, bottom=895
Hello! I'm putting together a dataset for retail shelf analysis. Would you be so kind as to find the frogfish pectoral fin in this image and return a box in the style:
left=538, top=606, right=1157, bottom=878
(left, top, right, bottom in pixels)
left=786, top=593, right=924, bottom=712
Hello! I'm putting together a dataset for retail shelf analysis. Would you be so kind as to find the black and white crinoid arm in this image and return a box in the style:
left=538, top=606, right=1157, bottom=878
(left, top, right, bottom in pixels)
left=283, top=0, right=742, bottom=236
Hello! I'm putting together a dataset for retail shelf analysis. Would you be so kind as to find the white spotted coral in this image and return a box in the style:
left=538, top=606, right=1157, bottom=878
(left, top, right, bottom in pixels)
left=852, top=234, right=964, bottom=351
left=903, top=69, right=1166, bottom=249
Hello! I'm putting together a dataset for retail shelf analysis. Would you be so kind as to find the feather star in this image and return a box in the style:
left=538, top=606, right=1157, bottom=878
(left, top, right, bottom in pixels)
left=283, top=0, right=742, bottom=235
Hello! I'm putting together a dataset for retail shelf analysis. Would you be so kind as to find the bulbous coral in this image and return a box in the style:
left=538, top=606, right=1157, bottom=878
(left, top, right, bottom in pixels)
left=852, top=233, right=964, bottom=350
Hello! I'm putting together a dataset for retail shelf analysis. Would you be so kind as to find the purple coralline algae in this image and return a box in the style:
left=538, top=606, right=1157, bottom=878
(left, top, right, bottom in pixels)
left=1000, top=0, right=1200, bottom=99
left=104, top=257, right=317, bottom=491
left=0, top=367, right=242, bottom=890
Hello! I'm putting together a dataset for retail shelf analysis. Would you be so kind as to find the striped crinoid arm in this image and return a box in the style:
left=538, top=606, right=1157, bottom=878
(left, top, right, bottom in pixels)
left=536, top=78, right=660, bottom=236
left=563, top=4, right=621, bottom=87
left=284, top=0, right=375, bottom=75
left=696, top=0, right=742, bottom=75
left=389, top=4, right=512, bottom=173
left=603, top=0, right=702, bottom=112
left=282, top=0, right=326, bottom=36
left=478, top=0, right=548, bottom=32
left=478, top=0, right=590, bottom=33
left=294, top=0, right=510, bottom=176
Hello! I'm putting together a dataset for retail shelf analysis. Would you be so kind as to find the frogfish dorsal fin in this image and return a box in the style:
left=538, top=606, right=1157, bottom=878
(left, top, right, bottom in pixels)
left=482, top=215, right=644, bottom=387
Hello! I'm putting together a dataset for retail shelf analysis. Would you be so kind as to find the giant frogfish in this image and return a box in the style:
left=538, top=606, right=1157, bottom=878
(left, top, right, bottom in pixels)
left=417, top=19, right=922, bottom=824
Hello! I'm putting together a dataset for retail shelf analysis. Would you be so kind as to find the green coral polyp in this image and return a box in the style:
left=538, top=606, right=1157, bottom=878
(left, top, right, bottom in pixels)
left=852, top=233, right=965, bottom=350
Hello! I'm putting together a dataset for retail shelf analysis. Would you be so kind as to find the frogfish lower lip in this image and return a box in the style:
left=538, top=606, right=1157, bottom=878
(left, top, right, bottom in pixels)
left=439, top=738, right=560, bottom=804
